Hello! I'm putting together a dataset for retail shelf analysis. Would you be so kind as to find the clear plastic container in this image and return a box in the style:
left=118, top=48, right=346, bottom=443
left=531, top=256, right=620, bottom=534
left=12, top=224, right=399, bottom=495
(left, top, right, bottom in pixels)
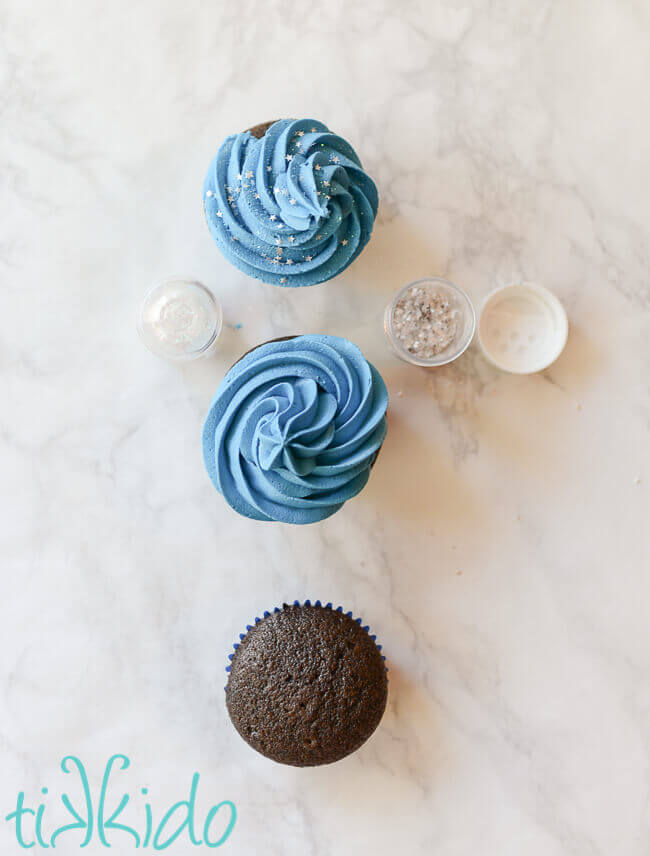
left=384, top=277, right=476, bottom=367
left=138, top=277, right=222, bottom=362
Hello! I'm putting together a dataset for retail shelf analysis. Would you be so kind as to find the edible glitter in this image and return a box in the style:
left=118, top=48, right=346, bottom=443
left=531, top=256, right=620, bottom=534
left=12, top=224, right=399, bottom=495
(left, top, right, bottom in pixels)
left=391, top=284, right=458, bottom=358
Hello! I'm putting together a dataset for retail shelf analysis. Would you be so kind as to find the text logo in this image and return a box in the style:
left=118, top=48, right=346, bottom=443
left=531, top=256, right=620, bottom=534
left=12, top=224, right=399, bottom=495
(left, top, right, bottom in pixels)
left=5, top=755, right=237, bottom=850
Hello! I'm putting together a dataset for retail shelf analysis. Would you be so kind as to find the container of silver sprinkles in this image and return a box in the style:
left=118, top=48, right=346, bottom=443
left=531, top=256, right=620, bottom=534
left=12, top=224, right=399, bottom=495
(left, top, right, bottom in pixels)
left=384, top=277, right=476, bottom=367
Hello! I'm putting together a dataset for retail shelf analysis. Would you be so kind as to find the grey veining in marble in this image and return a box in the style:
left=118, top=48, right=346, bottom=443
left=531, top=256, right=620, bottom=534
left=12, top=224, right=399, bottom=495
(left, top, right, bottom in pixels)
left=1, top=1, right=649, bottom=853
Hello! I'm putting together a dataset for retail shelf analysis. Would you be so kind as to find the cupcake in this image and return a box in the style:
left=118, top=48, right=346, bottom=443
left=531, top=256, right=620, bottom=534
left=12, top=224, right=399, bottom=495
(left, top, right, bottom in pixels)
left=203, top=119, right=378, bottom=287
left=226, top=601, right=388, bottom=766
left=202, top=335, right=388, bottom=524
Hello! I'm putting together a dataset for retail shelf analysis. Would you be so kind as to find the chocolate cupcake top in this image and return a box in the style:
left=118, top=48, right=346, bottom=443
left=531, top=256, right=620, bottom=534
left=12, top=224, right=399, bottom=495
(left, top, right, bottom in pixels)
left=203, top=119, right=378, bottom=287
left=202, top=335, right=388, bottom=524
left=226, top=602, right=388, bottom=767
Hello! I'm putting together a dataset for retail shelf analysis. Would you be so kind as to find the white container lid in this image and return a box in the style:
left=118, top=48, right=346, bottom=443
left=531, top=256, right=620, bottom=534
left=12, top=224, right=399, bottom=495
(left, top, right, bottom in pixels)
left=477, top=282, right=568, bottom=374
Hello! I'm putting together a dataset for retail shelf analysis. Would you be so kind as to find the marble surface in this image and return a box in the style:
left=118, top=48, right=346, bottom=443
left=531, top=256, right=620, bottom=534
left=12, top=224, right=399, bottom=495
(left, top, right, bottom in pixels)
left=1, top=1, right=649, bottom=853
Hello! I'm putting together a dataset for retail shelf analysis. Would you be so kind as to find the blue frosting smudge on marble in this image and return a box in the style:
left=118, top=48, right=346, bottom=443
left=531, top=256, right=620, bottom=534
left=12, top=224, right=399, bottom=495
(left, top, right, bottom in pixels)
left=203, top=119, right=379, bottom=287
left=202, top=335, right=388, bottom=523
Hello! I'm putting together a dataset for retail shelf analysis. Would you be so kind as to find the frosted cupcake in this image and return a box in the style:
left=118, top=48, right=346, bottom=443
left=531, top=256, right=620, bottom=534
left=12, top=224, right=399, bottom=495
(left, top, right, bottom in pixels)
left=203, top=119, right=378, bottom=287
left=202, top=335, right=388, bottom=523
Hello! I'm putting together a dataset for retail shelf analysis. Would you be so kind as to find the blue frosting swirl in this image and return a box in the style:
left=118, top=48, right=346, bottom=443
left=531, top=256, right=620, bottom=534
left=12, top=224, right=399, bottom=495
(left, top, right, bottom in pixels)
left=203, top=119, right=379, bottom=287
left=202, top=335, right=388, bottom=524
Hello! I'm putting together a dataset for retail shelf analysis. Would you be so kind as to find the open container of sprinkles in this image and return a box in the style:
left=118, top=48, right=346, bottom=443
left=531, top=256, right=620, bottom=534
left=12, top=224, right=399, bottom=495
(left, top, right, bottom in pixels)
left=385, top=277, right=568, bottom=373
left=138, top=277, right=222, bottom=362
left=384, top=277, right=476, bottom=367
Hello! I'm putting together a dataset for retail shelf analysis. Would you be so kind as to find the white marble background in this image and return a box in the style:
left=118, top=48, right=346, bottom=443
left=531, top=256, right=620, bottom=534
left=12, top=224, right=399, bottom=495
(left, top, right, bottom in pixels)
left=1, top=1, right=649, bottom=853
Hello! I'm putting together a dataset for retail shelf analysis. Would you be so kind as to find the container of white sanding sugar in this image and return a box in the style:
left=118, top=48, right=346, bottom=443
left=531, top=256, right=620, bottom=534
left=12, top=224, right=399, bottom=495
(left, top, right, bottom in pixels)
left=138, top=277, right=222, bottom=362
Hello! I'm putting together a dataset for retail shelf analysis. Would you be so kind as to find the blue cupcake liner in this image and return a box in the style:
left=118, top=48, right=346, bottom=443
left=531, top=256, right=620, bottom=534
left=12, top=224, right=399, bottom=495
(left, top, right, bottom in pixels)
left=225, top=599, right=387, bottom=690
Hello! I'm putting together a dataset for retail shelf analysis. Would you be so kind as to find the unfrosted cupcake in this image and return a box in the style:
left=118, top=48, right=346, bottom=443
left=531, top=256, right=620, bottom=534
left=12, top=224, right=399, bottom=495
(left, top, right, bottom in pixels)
left=203, top=119, right=378, bottom=287
left=202, top=335, right=388, bottom=524
left=226, top=601, right=388, bottom=766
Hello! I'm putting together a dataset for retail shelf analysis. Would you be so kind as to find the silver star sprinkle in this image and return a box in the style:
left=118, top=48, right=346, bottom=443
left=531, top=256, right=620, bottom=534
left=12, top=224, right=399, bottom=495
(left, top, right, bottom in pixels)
left=342, top=238, right=348, bottom=245
left=305, top=255, right=312, bottom=261
left=254, top=193, right=260, bottom=199
left=314, top=164, right=321, bottom=171
left=216, top=210, right=223, bottom=217
left=286, top=154, right=293, bottom=162
left=289, top=198, right=296, bottom=205
left=297, top=131, right=304, bottom=137
left=246, top=170, right=253, bottom=178
left=269, top=214, right=277, bottom=221
left=286, top=259, right=293, bottom=265
left=288, top=236, right=295, bottom=242
left=205, top=190, right=213, bottom=197
left=331, top=156, right=339, bottom=163
left=280, top=277, right=287, bottom=283
left=310, top=127, right=316, bottom=132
